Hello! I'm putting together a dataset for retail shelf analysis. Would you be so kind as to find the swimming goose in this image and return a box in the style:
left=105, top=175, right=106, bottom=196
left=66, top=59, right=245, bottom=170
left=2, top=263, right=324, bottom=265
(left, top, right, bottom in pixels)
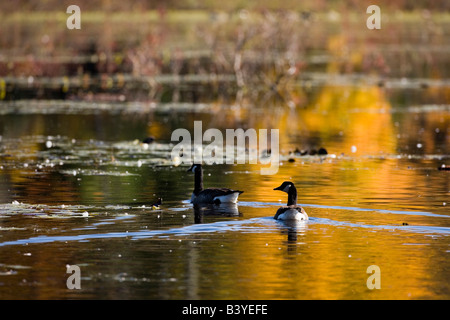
left=273, top=181, right=308, bottom=221
left=187, top=164, right=243, bottom=205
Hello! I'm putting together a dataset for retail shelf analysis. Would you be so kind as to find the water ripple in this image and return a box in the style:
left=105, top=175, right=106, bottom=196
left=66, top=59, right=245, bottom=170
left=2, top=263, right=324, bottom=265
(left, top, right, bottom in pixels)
left=0, top=213, right=448, bottom=248
left=239, top=201, right=448, bottom=218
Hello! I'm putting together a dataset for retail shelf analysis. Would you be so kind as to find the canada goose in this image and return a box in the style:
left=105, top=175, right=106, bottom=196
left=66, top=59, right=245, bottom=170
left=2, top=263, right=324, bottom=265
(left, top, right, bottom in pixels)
left=187, top=164, right=243, bottom=205
left=273, top=181, right=308, bottom=221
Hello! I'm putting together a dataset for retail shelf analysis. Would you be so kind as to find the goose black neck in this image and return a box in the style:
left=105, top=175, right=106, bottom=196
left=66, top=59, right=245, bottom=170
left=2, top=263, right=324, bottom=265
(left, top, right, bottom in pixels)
left=287, top=185, right=298, bottom=206
left=194, top=167, right=203, bottom=195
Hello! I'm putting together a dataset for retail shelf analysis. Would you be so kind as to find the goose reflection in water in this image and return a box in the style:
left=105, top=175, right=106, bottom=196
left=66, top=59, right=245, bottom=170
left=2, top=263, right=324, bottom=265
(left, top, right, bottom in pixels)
left=193, top=203, right=242, bottom=224
left=276, top=218, right=309, bottom=243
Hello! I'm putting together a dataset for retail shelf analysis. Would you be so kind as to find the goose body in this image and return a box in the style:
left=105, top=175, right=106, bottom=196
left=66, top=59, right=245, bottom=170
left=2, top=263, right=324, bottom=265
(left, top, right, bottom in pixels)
left=273, top=181, right=308, bottom=221
left=274, top=206, right=308, bottom=221
left=188, top=164, right=243, bottom=205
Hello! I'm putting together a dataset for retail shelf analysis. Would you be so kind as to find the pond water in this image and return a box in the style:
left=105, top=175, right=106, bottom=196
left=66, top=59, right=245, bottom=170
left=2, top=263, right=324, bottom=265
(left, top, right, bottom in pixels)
left=0, top=9, right=449, bottom=300
left=0, top=99, right=448, bottom=300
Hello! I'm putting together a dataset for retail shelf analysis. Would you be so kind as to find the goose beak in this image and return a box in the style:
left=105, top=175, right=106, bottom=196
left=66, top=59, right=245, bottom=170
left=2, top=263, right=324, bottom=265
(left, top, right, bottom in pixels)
left=274, top=185, right=283, bottom=191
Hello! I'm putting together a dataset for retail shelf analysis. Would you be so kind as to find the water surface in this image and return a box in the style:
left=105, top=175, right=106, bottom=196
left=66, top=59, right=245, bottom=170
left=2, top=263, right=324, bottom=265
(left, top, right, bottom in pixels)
left=0, top=9, right=449, bottom=300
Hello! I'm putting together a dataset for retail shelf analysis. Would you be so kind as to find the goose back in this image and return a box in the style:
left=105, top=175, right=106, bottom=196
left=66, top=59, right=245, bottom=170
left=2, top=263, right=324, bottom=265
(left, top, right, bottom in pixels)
left=188, top=164, right=243, bottom=204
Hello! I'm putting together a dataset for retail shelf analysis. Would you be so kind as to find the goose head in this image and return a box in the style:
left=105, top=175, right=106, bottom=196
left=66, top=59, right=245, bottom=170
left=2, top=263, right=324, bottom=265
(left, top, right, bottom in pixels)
left=274, top=181, right=295, bottom=193
left=187, top=164, right=202, bottom=173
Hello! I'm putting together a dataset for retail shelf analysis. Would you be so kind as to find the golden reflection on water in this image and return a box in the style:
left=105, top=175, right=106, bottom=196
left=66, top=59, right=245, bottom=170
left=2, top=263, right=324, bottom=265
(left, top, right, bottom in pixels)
left=161, top=206, right=449, bottom=300
left=0, top=83, right=448, bottom=299
left=0, top=5, right=449, bottom=300
left=194, top=82, right=447, bottom=299
left=281, top=85, right=395, bottom=154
